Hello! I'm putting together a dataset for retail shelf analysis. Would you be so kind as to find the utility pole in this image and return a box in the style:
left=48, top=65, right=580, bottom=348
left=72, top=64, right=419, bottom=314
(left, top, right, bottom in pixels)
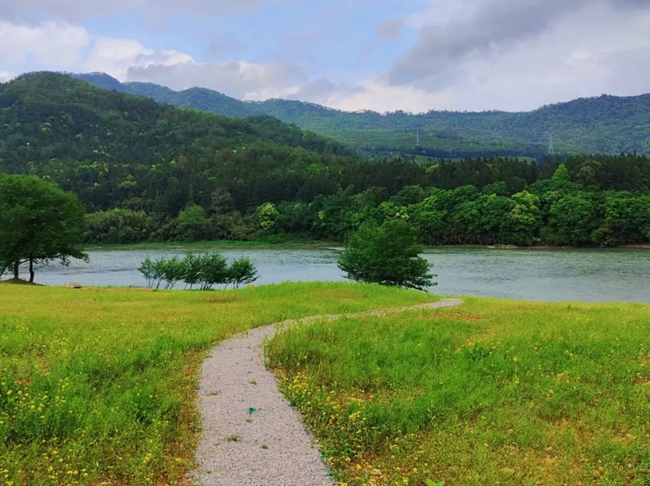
left=548, top=134, right=555, bottom=155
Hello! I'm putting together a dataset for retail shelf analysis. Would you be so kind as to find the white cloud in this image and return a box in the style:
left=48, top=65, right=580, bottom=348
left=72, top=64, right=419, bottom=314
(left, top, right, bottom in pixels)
left=84, top=38, right=193, bottom=81
left=126, top=59, right=309, bottom=100
left=0, top=21, right=89, bottom=68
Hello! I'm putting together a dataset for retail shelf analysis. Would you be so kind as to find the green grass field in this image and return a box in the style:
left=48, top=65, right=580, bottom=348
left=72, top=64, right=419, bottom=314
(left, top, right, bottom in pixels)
left=0, top=283, right=435, bottom=486
left=268, top=297, right=650, bottom=486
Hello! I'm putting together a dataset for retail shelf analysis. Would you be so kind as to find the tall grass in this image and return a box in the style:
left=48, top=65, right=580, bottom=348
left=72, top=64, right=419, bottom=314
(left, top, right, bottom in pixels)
left=268, top=298, right=650, bottom=485
left=0, top=282, right=435, bottom=485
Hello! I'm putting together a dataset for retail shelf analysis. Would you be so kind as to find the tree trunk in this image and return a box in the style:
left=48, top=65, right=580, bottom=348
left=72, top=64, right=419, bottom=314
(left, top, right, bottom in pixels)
left=13, top=260, right=19, bottom=280
left=29, top=256, right=35, bottom=283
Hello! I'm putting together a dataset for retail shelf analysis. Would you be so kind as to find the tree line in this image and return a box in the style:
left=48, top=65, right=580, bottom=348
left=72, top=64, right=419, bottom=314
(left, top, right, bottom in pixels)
left=2, top=73, right=650, bottom=249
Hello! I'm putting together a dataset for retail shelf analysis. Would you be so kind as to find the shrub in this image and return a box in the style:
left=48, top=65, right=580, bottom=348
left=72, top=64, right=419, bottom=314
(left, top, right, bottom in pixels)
left=181, top=253, right=202, bottom=290
left=197, top=253, right=229, bottom=290
left=227, top=258, right=259, bottom=288
left=338, top=219, right=435, bottom=290
left=138, top=252, right=260, bottom=291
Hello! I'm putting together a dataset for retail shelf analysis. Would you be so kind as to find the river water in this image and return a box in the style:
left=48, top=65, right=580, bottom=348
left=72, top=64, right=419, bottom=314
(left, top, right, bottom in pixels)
left=27, top=247, right=650, bottom=303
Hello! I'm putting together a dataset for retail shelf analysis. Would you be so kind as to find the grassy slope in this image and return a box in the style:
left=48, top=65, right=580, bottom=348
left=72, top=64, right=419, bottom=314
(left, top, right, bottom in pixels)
left=0, top=283, right=435, bottom=486
left=268, top=297, right=650, bottom=486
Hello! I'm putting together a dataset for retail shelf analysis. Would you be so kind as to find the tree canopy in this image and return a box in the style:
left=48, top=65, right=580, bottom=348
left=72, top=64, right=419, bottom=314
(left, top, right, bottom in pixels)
left=0, top=174, right=87, bottom=282
left=338, top=220, right=434, bottom=290
left=2, top=73, right=650, bottom=249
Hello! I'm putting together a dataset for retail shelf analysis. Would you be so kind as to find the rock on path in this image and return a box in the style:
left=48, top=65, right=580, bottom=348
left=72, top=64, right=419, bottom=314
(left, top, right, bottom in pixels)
left=192, top=298, right=463, bottom=486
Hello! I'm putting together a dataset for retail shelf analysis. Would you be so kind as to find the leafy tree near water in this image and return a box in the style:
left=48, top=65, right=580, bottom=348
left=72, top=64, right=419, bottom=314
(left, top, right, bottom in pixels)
left=227, top=257, right=259, bottom=288
left=338, top=219, right=435, bottom=290
left=138, top=252, right=259, bottom=290
left=0, top=174, right=86, bottom=282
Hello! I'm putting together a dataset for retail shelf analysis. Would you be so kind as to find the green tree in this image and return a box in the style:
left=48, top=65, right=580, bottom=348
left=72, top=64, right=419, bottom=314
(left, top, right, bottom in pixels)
left=227, top=257, right=259, bottom=288
left=338, top=220, right=435, bottom=290
left=0, top=174, right=87, bottom=282
left=177, top=205, right=209, bottom=241
left=197, top=253, right=229, bottom=290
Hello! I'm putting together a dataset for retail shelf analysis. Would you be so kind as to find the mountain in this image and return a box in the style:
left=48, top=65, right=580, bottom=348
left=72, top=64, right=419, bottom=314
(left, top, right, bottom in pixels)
left=75, top=73, right=650, bottom=157
left=0, top=72, right=356, bottom=218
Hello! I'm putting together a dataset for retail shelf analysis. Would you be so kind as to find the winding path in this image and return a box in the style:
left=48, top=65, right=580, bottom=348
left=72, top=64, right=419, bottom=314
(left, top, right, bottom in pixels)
left=192, top=298, right=463, bottom=486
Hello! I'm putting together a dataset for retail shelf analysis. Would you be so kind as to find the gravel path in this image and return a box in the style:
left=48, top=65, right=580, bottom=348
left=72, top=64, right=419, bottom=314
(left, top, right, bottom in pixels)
left=192, top=298, right=463, bottom=486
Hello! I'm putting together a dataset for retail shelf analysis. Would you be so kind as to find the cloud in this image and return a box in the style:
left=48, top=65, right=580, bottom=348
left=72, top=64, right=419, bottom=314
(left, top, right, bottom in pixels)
left=362, top=18, right=405, bottom=55
left=126, top=59, right=309, bottom=100
left=287, top=78, right=366, bottom=105
left=375, top=18, right=404, bottom=42
left=84, top=38, right=192, bottom=80
left=0, top=21, right=89, bottom=68
left=390, top=0, right=650, bottom=88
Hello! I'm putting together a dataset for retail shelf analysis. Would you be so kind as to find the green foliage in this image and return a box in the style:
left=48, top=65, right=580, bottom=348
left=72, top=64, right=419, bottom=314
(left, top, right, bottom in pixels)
left=227, top=257, right=259, bottom=288
left=138, top=252, right=258, bottom=291
left=85, top=208, right=154, bottom=244
left=177, top=205, right=209, bottom=241
left=196, top=253, right=228, bottom=291
left=0, top=174, right=87, bottom=282
left=338, top=220, right=435, bottom=290
left=268, top=298, right=650, bottom=485
left=256, top=202, right=280, bottom=233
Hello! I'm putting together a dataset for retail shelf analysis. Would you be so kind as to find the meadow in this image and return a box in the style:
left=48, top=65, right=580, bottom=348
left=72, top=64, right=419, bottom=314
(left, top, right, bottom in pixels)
left=0, top=282, right=435, bottom=486
left=268, top=297, right=650, bottom=486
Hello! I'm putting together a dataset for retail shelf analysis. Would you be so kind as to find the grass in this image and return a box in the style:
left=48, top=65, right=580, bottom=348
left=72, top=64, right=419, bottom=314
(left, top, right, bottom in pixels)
left=0, top=282, right=435, bottom=486
left=267, top=297, right=650, bottom=486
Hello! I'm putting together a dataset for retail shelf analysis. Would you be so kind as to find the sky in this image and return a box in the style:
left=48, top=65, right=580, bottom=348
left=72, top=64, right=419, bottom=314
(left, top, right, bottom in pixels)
left=2, top=0, right=650, bottom=113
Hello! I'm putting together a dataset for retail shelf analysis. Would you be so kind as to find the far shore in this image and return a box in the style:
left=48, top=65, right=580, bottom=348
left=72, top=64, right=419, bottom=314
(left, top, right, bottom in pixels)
left=84, top=240, right=650, bottom=252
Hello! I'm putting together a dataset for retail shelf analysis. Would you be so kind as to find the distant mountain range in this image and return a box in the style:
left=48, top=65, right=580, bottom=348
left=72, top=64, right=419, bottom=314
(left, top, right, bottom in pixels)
left=75, top=72, right=650, bottom=158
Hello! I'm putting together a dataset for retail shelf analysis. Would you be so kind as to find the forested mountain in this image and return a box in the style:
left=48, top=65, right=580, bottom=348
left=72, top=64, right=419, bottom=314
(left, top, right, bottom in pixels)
left=76, top=72, right=650, bottom=158
left=3, top=71, right=650, bottom=247
left=0, top=72, right=353, bottom=218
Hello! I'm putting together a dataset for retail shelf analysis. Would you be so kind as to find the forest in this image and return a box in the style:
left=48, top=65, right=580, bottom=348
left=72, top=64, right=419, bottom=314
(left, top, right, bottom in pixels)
left=1, top=72, right=650, bottom=247
left=78, top=72, right=650, bottom=157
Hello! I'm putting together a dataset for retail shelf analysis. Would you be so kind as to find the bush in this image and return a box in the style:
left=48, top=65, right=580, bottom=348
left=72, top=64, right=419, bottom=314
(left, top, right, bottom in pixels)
left=227, top=258, right=259, bottom=288
left=197, top=253, right=229, bottom=290
left=138, top=252, right=259, bottom=291
left=338, top=220, right=435, bottom=290
left=85, top=209, right=155, bottom=244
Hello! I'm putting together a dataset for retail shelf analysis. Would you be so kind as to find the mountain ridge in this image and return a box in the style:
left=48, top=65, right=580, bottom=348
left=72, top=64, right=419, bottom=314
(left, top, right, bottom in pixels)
left=72, top=72, right=650, bottom=157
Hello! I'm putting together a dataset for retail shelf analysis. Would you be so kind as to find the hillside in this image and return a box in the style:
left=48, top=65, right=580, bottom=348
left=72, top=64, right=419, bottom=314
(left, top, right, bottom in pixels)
left=0, top=72, right=355, bottom=218
left=3, top=72, right=650, bottom=249
left=76, top=72, right=650, bottom=157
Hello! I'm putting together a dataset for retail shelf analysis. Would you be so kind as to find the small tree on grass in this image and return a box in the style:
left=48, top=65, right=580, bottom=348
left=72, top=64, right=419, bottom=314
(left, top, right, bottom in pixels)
left=338, top=219, right=435, bottom=290
left=227, top=257, right=259, bottom=288
left=182, top=253, right=202, bottom=290
left=0, top=174, right=87, bottom=282
left=138, top=252, right=260, bottom=290
left=197, top=253, right=229, bottom=290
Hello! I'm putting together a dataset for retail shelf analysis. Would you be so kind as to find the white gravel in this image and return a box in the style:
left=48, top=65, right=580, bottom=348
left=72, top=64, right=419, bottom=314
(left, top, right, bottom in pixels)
left=192, top=298, right=463, bottom=486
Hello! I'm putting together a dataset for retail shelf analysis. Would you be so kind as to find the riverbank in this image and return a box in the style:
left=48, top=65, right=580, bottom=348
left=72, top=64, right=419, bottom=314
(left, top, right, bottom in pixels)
left=85, top=239, right=650, bottom=252
left=84, top=238, right=339, bottom=251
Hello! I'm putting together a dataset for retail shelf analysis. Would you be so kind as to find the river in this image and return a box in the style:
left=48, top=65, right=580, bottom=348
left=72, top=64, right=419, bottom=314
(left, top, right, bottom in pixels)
left=27, top=247, right=650, bottom=303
